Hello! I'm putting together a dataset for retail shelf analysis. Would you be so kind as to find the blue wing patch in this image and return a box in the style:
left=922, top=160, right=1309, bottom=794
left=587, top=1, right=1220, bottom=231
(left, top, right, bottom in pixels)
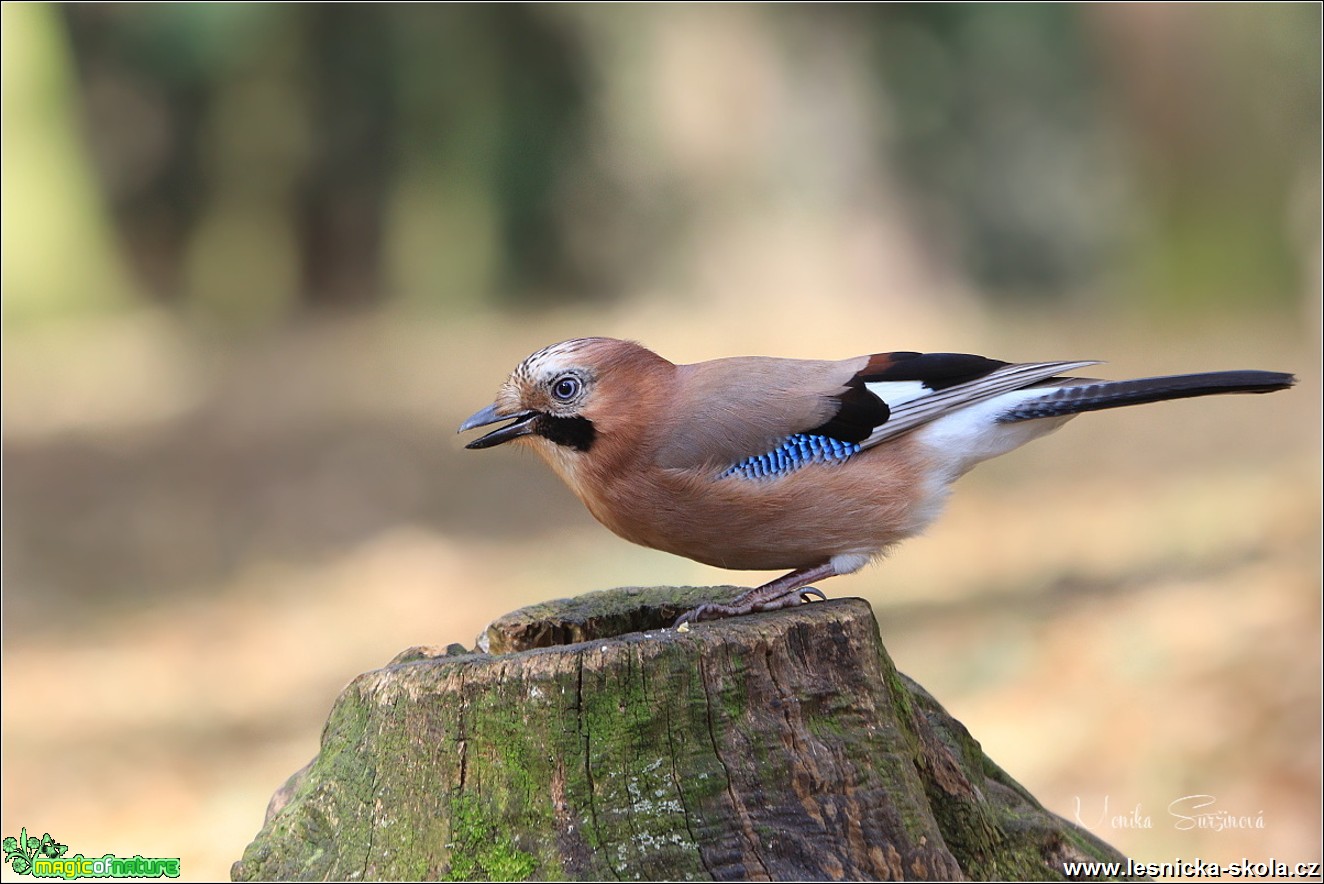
left=720, top=433, right=860, bottom=481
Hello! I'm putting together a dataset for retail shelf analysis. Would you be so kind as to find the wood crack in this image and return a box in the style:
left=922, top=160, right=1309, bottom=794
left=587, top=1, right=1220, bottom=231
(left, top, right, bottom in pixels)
left=663, top=686, right=712, bottom=878
left=576, top=653, right=616, bottom=880
left=698, top=653, right=770, bottom=880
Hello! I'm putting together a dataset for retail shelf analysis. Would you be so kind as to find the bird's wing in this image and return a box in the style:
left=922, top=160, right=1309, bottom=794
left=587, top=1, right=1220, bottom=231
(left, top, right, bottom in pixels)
left=653, top=352, right=1096, bottom=473
left=848, top=353, right=1099, bottom=449
left=654, top=356, right=858, bottom=471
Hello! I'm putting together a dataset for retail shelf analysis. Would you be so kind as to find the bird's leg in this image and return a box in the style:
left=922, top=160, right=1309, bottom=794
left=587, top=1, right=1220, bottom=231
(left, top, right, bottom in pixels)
left=673, top=561, right=839, bottom=627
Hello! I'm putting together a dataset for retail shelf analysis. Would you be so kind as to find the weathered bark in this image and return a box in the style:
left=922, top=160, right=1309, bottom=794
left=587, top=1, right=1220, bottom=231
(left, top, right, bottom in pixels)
left=233, top=587, right=1140, bottom=881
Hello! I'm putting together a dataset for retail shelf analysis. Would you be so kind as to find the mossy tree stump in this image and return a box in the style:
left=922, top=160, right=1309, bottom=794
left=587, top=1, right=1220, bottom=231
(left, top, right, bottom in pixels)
left=233, top=587, right=1139, bottom=881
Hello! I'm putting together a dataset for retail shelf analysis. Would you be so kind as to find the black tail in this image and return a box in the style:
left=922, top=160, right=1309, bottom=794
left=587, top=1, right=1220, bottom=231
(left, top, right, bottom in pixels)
left=999, top=370, right=1296, bottom=422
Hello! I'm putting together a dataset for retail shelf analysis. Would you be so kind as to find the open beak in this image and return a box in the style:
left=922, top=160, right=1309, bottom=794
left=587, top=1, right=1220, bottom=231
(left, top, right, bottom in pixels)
left=458, top=403, right=539, bottom=449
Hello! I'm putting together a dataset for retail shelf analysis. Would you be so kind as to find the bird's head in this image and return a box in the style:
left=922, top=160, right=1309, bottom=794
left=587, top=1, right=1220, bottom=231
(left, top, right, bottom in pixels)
left=459, top=337, right=673, bottom=466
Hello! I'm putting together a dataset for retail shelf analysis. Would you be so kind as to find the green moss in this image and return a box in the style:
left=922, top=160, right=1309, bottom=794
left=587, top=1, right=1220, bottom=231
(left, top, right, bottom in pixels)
left=806, top=711, right=847, bottom=740
left=883, top=663, right=916, bottom=725
left=444, top=794, right=536, bottom=882
left=719, top=680, right=746, bottom=722
left=570, top=642, right=711, bottom=879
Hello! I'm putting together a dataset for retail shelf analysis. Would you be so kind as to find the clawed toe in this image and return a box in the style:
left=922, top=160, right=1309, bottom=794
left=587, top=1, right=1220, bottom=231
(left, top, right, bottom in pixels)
left=672, top=606, right=706, bottom=628
left=672, top=602, right=741, bottom=627
left=672, top=585, right=829, bottom=628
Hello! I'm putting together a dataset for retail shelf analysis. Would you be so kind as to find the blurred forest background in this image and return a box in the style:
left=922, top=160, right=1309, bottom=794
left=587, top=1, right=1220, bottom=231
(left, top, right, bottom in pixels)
left=2, top=4, right=1320, bottom=881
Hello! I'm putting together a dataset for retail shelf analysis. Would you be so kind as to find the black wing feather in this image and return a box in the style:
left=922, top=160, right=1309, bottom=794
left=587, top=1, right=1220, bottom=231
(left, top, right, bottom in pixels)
left=858, top=352, right=1010, bottom=389
left=808, top=351, right=1012, bottom=443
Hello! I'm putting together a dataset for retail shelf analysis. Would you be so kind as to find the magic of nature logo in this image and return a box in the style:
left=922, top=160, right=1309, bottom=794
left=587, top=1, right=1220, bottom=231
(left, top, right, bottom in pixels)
left=2, top=828, right=180, bottom=879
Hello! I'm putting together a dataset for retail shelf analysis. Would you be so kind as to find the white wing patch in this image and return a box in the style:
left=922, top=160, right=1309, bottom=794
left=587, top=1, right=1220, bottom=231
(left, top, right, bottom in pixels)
left=861, top=360, right=1099, bottom=450
left=863, top=379, right=931, bottom=407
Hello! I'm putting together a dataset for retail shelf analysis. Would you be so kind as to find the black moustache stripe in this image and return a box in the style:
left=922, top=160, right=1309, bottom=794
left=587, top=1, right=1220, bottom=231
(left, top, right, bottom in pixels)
left=536, top=415, right=597, bottom=452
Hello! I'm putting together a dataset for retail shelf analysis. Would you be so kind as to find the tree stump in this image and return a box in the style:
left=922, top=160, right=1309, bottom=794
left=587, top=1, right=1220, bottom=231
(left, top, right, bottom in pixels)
left=232, top=587, right=1139, bottom=881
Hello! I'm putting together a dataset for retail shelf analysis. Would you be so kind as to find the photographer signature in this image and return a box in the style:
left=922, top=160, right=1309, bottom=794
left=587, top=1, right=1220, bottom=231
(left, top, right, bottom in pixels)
left=1074, top=794, right=1265, bottom=832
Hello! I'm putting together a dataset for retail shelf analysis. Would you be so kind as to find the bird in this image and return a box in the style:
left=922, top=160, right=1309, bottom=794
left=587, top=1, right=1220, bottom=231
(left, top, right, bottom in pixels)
left=458, top=337, right=1294, bottom=626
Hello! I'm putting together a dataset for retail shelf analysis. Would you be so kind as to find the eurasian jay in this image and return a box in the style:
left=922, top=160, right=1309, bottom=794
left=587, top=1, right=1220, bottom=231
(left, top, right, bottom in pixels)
left=459, top=338, right=1294, bottom=625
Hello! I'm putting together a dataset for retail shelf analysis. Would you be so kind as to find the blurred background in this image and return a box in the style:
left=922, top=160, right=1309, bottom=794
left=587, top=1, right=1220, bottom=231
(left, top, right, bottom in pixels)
left=2, top=4, right=1319, bottom=880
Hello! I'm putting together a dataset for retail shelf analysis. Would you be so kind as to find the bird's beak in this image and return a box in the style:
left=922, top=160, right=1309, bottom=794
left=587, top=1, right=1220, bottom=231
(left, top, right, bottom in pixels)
left=458, top=403, right=539, bottom=449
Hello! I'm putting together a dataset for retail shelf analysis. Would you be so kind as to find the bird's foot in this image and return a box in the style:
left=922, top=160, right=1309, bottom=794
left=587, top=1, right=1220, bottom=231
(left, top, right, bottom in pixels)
left=673, top=586, right=826, bottom=628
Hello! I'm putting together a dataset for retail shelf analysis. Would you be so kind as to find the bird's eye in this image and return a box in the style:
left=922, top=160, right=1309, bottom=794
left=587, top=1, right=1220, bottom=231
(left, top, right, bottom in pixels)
left=551, top=375, right=581, bottom=401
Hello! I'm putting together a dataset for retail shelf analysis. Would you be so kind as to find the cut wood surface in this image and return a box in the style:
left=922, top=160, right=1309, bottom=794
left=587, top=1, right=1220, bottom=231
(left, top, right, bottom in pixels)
left=233, top=587, right=1140, bottom=881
